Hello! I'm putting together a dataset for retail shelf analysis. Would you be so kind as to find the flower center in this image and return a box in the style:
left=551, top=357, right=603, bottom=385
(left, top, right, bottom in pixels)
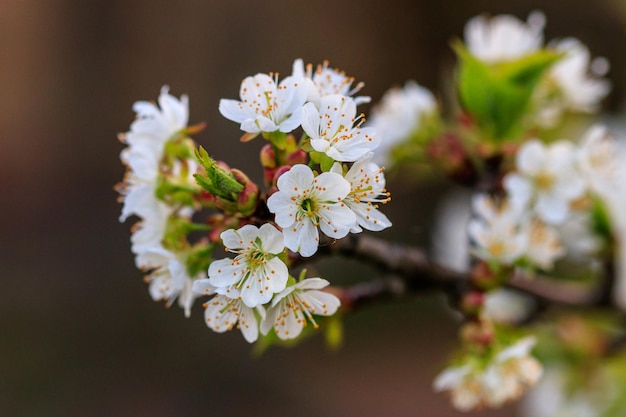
left=488, top=241, right=506, bottom=257
left=245, top=248, right=267, bottom=269
left=300, top=197, right=318, bottom=217
left=534, top=171, right=555, bottom=191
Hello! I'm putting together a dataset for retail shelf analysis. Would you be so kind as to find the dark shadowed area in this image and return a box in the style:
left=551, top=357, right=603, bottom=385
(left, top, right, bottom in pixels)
left=1, top=0, right=625, bottom=416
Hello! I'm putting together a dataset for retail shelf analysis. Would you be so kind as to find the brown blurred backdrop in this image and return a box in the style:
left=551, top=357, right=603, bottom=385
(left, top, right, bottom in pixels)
left=1, top=1, right=625, bottom=416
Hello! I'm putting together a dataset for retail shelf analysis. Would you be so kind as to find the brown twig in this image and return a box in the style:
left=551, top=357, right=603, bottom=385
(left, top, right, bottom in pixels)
left=309, top=234, right=604, bottom=310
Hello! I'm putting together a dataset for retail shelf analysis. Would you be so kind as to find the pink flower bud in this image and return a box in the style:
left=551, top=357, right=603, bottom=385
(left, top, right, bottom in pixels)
left=260, top=144, right=277, bottom=169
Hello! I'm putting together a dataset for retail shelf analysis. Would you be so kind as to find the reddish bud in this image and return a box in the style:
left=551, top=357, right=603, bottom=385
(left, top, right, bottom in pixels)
left=460, top=319, right=495, bottom=348
left=461, top=291, right=485, bottom=316
left=260, top=144, right=276, bottom=169
left=287, top=149, right=308, bottom=166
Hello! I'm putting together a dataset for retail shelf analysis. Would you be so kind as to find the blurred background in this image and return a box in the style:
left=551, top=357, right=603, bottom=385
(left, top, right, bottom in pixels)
left=2, top=0, right=625, bottom=416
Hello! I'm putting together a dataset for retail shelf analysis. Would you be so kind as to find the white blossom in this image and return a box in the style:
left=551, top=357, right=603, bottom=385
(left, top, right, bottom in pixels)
left=139, top=246, right=200, bottom=318
left=301, top=94, right=379, bottom=162
left=504, top=140, right=586, bottom=225
left=219, top=73, right=308, bottom=134
left=203, top=293, right=265, bottom=343
left=292, top=58, right=370, bottom=106
left=468, top=194, right=528, bottom=265
left=208, top=224, right=288, bottom=308
left=434, top=337, right=543, bottom=411
left=267, top=164, right=356, bottom=257
left=577, top=125, right=621, bottom=195
left=261, top=277, right=340, bottom=340
left=367, top=80, right=437, bottom=166
left=464, top=11, right=545, bottom=63
left=484, top=289, right=536, bottom=325
left=130, top=202, right=174, bottom=265
left=119, top=86, right=189, bottom=222
left=521, top=368, right=611, bottom=417
left=524, top=219, right=565, bottom=270
left=549, top=39, right=610, bottom=114
left=330, top=153, right=391, bottom=233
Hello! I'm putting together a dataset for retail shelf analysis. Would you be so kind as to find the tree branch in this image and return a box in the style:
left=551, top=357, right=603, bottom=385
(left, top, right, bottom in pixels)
left=311, top=234, right=604, bottom=310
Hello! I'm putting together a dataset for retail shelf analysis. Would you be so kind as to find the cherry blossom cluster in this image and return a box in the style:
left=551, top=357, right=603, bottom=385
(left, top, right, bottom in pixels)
left=117, top=87, right=202, bottom=317
left=470, top=124, right=624, bottom=277
left=415, top=12, right=616, bottom=413
left=434, top=337, right=542, bottom=411
left=115, top=9, right=624, bottom=415
left=118, top=60, right=392, bottom=344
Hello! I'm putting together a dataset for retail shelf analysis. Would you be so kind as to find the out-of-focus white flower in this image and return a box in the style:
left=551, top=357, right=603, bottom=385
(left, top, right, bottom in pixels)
left=524, top=219, right=565, bottom=270
left=138, top=246, right=200, bottom=318
left=130, top=202, right=174, bottom=264
left=558, top=213, right=602, bottom=260
left=292, top=59, right=370, bottom=106
left=464, top=12, right=545, bottom=63
left=119, top=86, right=189, bottom=222
left=208, top=224, right=288, bottom=308
left=549, top=39, right=610, bottom=113
left=368, top=80, right=437, bottom=166
left=219, top=73, right=308, bottom=134
left=484, top=289, right=536, bottom=324
left=435, top=337, right=543, bottom=411
left=535, top=40, right=610, bottom=128
left=301, top=95, right=380, bottom=162
left=330, top=153, right=391, bottom=233
left=203, top=293, right=265, bottom=343
left=267, top=164, right=355, bottom=257
left=260, top=277, right=340, bottom=340
left=468, top=194, right=528, bottom=265
left=504, top=140, right=586, bottom=225
left=521, top=367, right=611, bottom=417
left=577, top=125, right=621, bottom=194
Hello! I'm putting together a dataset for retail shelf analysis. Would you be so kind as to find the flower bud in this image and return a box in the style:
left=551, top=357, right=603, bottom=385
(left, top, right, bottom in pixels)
left=460, top=319, right=494, bottom=348
left=260, top=144, right=276, bottom=169
left=287, top=148, right=308, bottom=166
left=232, top=169, right=260, bottom=217
left=461, top=291, right=485, bottom=316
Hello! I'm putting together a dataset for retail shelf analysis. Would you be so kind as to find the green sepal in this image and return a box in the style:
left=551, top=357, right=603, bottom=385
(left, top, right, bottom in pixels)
left=454, top=41, right=562, bottom=141
left=164, top=136, right=195, bottom=159
left=309, top=150, right=324, bottom=165
left=263, top=131, right=288, bottom=150
left=194, top=146, right=244, bottom=199
left=154, top=178, right=198, bottom=206
left=319, top=154, right=336, bottom=172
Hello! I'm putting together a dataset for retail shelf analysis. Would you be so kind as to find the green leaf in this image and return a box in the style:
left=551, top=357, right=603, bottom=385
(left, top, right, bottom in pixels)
left=454, top=42, right=562, bottom=141
left=194, top=146, right=244, bottom=199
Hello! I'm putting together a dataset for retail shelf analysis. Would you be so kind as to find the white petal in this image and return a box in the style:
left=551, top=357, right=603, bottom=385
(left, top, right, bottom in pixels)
left=238, top=304, right=260, bottom=343
left=301, top=102, right=321, bottom=138
left=192, top=279, right=217, bottom=296
left=295, top=277, right=330, bottom=290
left=219, top=99, right=248, bottom=123
left=517, top=140, right=546, bottom=174
left=300, top=290, right=340, bottom=316
left=258, top=224, right=285, bottom=254
left=208, top=258, right=245, bottom=288
left=314, top=172, right=351, bottom=201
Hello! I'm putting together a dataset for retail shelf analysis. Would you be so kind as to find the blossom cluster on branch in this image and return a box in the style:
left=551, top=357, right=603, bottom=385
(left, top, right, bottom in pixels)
left=118, top=60, right=392, bottom=344
left=117, top=9, right=626, bottom=415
